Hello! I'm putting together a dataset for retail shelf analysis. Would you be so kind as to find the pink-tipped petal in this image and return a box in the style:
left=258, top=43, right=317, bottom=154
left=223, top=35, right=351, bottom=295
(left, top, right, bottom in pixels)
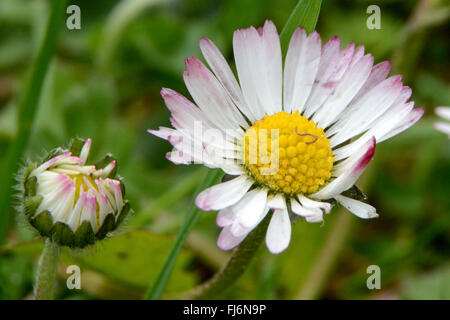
left=284, top=28, right=321, bottom=114
left=147, top=127, right=175, bottom=140
left=183, top=57, right=246, bottom=130
left=199, top=37, right=255, bottom=122
left=195, top=176, right=253, bottom=211
left=216, top=207, right=236, bottom=227
left=312, top=137, right=376, bottom=200
left=79, top=138, right=92, bottom=163
left=217, top=226, right=248, bottom=251
left=379, top=108, right=424, bottom=142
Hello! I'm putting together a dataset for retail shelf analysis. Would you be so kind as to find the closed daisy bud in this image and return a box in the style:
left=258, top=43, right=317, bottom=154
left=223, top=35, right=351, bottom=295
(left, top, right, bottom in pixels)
left=20, top=138, right=130, bottom=248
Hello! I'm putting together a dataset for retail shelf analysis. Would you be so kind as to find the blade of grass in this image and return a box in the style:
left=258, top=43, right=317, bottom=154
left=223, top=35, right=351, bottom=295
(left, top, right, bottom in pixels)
left=279, top=0, right=322, bottom=54
left=0, top=0, right=67, bottom=243
left=145, top=0, right=323, bottom=300
left=145, top=168, right=223, bottom=299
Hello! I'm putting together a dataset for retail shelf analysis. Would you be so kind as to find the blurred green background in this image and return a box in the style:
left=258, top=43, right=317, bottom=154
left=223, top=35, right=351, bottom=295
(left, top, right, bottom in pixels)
left=0, top=0, right=449, bottom=300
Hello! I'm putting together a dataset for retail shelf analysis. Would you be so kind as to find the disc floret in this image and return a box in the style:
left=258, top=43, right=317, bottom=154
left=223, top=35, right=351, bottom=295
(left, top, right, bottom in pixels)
left=243, top=111, right=334, bottom=195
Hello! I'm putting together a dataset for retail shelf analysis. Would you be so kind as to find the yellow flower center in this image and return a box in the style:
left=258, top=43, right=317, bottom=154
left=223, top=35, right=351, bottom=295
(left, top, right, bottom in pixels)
left=70, top=173, right=99, bottom=205
left=243, top=111, right=334, bottom=195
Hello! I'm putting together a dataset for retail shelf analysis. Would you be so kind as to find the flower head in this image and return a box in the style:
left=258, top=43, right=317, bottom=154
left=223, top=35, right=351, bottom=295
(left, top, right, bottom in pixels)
left=149, top=21, right=423, bottom=254
left=434, top=106, right=450, bottom=138
left=20, top=138, right=130, bottom=248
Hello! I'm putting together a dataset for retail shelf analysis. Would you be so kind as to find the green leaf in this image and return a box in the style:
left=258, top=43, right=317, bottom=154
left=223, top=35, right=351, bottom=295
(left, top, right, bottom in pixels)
left=279, top=0, right=322, bottom=54
left=74, top=230, right=197, bottom=293
left=0, top=0, right=68, bottom=243
left=1, top=230, right=198, bottom=295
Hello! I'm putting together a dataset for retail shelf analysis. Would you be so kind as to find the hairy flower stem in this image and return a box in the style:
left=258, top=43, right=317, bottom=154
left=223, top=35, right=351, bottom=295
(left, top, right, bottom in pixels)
left=35, top=239, right=60, bottom=300
left=177, top=213, right=272, bottom=299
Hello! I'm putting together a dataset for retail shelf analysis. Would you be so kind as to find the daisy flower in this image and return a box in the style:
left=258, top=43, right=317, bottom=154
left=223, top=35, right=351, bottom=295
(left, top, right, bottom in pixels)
left=148, top=21, right=423, bottom=254
left=434, top=106, right=450, bottom=138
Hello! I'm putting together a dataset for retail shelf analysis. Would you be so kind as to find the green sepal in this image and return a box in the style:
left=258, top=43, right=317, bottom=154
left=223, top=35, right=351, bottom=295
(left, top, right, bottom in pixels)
left=42, top=147, right=66, bottom=163
left=50, top=222, right=76, bottom=248
left=342, top=185, right=368, bottom=201
left=221, top=174, right=235, bottom=183
left=30, top=210, right=53, bottom=237
left=95, top=213, right=116, bottom=240
left=24, top=176, right=38, bottom=197
left=24, top=195, right=42, bottom=217
left=95, top=153, right=117, bottom=178
left=115, top=201, right=131, bottom=228
left=74, top=221, right=96, bottom=248
left=23, top=163, right=37, bottom=181
left=117, top=176, right=126, bottom=197
left=69, top=137, right=87, bottom=157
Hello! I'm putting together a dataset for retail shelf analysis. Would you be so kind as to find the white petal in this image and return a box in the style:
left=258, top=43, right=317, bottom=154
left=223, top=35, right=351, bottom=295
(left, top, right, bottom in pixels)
left=305, top=214, right=325, bottom=223
left=165, top=149, right=244, bottom=175
left=335, top=195, right=379, bottom=219
left=80, top=192, right=98, bottom=232
left=312, top=137, right=376, bottom=199
left=32, top=152, right=78, bottom=176
left=217, top=225, right=248, bottom=251
left=233, top=188, right=268, bottom=229
left=230, top=220, right=252, bottom=237
left=233, top=21, right=283, bottom=119
left=348, top=45, right=365, bottom=68
left=290, top=198, right=323, bottom=223
left=266, top=194, right=286, bottom=210
left=283, top=29, right=321, bottom=113
left=265, top=208, right=291, bottom=254
left=195, top=175, right=253, bottom=211
left=183, top=57, right=246, bottom=131
left=260, top=20, right=283, bottom=114
left=159, top=88, right=223, bottom=140
left=312, top=54, right=374, bottom=129
left=216, top=207, right=236, bottom=227
left=379, top=108, right=424, bottom=142
left=199, top=37, right=255, bottom=123
left=298, top=195, right=331, bottom=213
left=67, top=191, right=86, bottom=231
left=97, top=193, right=115, bottom=226
left=332, top=101, right=415, bottom=161
left=147, top=127, right=174, bottom=140
left=160, top=127, right=243, bottom=172
left=303, top=39, right=354, bottom=118
left=351, top=61, right=391, bottom=103
left=434, top=122, right=450, bottom=137
left=79, top=138, right=92, bottom=163
left=327, top=75, right=404, bottom=146
left=435, top=106, right=450, bottom=121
